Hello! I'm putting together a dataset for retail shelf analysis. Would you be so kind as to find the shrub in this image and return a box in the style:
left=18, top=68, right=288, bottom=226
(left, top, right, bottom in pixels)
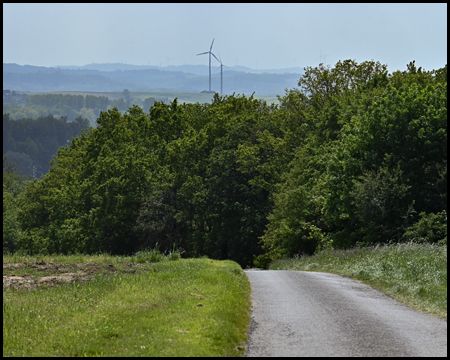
left=403, top=211, right=447, bottom=244
left=133, top=245, right=164, bottom=263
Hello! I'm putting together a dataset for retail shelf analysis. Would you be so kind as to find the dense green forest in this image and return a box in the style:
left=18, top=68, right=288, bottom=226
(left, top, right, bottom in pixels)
left=3, top=60, right=447, bottom=268
left=3, top=91, right=157, bottom=178
left=3, top=114, right=90, bottom=177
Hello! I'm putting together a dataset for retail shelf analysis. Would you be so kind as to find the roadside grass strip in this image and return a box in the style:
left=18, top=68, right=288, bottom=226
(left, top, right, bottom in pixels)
left=3, top=258, right=251, bottom=357
left=270, top=242, right=447, bottom=319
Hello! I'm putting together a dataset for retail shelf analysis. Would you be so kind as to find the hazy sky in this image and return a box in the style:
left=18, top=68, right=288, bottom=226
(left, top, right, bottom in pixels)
left=3, top=3, right=447, bottom=72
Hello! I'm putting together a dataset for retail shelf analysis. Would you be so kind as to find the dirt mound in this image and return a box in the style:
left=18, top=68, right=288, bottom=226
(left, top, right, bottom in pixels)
left=3, top=262, right=148, bottom=290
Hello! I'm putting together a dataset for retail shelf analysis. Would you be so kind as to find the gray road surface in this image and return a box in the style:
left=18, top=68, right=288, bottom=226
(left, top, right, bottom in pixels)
left=244, top=270, right=447, bottom=357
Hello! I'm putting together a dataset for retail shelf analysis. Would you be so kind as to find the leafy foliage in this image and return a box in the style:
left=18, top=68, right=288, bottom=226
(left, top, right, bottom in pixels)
left=14, top=95, right=297, bottom=267
left=350, top=165, right=413, bottom=244
left=3, top=113, right=90, bottom=177
left=403, top=211, right=447, bottom=244
left=7, top=60, right=447, bottom=268
left=3, top=156, right=29, bottom=253
left=257, top=60, right=447, bottom=265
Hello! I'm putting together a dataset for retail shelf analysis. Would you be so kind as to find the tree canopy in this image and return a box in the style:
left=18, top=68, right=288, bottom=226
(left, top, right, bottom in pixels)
left=5, top=60, right=447, bottom=268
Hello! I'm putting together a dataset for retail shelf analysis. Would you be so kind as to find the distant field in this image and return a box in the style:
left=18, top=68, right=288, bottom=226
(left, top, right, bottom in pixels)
left=20, top=91, right=280, bottom=105
left=19, top=91, right=124, bottom=100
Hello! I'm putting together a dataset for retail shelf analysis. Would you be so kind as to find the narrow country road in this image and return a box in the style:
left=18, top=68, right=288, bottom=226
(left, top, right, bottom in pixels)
left=244, top=270, right=447, bottom=357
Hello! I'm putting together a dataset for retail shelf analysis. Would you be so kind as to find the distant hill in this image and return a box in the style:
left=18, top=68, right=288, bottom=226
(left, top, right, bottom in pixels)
left=3, top=71, right=139, bottom=92
left=3, top=63, right=303, bottom=96
left=3, top=63, right=59, bottom=73
left=54, top=63, right=304, bottom=76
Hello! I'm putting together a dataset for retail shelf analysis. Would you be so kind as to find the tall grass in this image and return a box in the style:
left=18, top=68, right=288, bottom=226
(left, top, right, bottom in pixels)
left=3, top=246, right=181, bottom=265
left=3, top=258, right=251, bottom=357
left=270, top=242, right=447, bottom=319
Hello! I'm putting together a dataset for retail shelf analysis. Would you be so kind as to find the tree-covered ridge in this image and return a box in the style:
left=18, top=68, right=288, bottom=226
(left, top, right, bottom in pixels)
left=3, top=91, right=158, bottom=178
left=3, top=91, right=157, bottom=125
left=3, top=113, right=90, bottom=177
left=4, top=60, right=447, bottom=268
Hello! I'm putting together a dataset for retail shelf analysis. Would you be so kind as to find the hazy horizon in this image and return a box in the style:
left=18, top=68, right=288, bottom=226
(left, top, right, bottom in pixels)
left=3, top=4, right=447, bottom=73
left=4, top=61, right=303, bottom=72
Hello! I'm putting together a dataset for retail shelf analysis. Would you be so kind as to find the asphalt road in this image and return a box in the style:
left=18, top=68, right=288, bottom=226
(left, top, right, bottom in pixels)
left=244, top=270, right=447, bottom=357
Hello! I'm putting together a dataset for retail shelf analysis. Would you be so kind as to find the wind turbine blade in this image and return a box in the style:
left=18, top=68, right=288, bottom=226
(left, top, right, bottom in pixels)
left=211, top=52, right=220, bottom=63
left=197, top=52, right=209, bottom=56
left=210, top=38, right=215, bottom=51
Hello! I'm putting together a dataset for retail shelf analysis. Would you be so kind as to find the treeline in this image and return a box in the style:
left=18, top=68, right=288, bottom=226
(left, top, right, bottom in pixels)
left=4, top=96, right=294, bottom=266
left=27, top=93, right=110, bottom=110
left=256, top=60, right=447, bottom=266
left=3, top=113, right=90, bottom=177
left=3, top=91, right=157, bottom=125
left=3, top=60, right=447, bottom=268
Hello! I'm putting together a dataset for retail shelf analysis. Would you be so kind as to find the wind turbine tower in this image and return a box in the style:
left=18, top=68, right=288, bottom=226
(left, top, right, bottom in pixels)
left=318, top=51, right=331, bottom=65
left=197, top=39, right=219, bottom=92
left=217, top=55, right=228, bottom=95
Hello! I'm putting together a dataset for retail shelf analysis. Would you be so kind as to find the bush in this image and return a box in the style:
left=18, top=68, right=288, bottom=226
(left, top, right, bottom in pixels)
left=15, top=229, right=51, bottom=255
left=253, top=253, right=273, bottom=269
left=132, top=244, right=182, bottom=263
left=166, top=250, right=182, bottom=261
left=403, top=211, right=447, bottom=244
left=133, top=245, right=164, bottom=263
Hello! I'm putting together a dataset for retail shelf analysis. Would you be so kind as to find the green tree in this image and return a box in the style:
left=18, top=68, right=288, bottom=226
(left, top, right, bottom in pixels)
left=13, top=61, right=446, bottom=267
left=350, top=165, right=414, bottom=244
left=298, top=60, right=388, bottom=109
left=143, top=97, right=156, bottom=111
left=122, top=89, right=132, bottom=101
left=402, top=211, right=447, bottom=244
left=3, top=156, right=29, bottom=253
left=259, top=60, right=446, bottom=263
left=3, top=113, right=90, bottom=177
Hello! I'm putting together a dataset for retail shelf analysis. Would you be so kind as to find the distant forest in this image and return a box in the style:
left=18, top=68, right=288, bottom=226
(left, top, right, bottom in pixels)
left=3, top=113, right=90, bottom=177
left=3, top=90, right=160, bottom=125
left=2, top=91, right=162, bottom=177
left=3, top=63, right=301, bottom=95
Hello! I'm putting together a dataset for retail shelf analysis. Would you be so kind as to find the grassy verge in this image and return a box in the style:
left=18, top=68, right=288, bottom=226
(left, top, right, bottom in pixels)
left=3, top=248, right=180, bottom=267
left=3, top=257, right=251, bottom=357
left=270, top=242, right=447, bottom=319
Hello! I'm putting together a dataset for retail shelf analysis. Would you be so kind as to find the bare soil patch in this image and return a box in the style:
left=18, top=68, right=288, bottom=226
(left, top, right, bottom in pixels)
left=3, top=262, right=150, bottom=290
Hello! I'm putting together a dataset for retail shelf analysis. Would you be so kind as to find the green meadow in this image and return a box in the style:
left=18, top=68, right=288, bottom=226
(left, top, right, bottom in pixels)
left=3, top=255, right=251, bottom=357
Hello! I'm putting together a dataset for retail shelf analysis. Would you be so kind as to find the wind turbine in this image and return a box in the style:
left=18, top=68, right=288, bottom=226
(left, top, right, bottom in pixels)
left=317, top=51, right=331, bottom=66
left=216, top=54, right=228, bottom=95
left=197, top=39, right=219, bottom=92
left=165, top=55, right=171, bottom=67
